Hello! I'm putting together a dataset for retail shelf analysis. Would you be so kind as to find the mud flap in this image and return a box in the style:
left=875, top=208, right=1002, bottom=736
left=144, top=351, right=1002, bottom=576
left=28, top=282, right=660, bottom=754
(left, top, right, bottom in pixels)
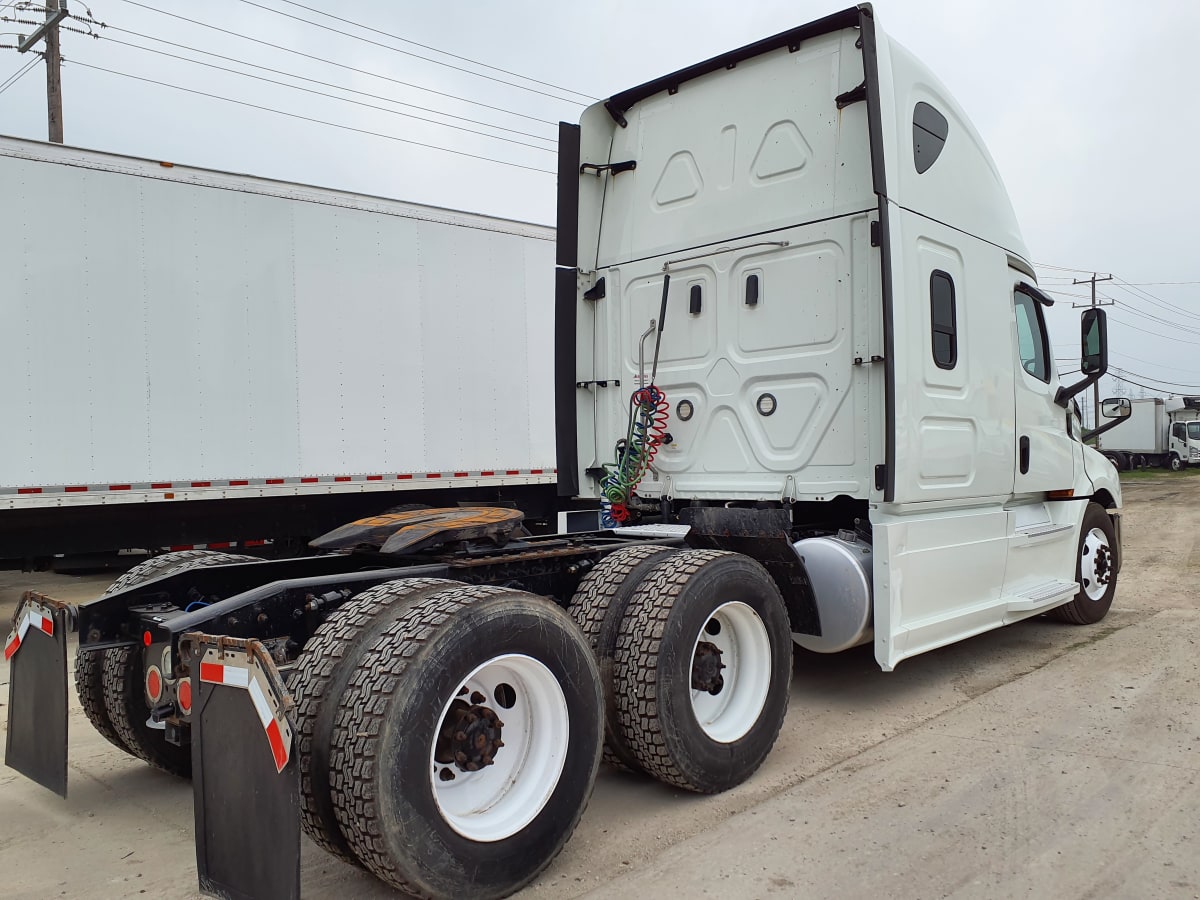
left=186, top=634, right=299, bottom=900
left=4, top=594, right=70, bottom=797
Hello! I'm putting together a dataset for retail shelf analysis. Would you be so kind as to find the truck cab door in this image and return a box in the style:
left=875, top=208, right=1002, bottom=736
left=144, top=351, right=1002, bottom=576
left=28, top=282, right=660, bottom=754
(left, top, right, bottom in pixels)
left=1012, top=281, right=1074, bottom=493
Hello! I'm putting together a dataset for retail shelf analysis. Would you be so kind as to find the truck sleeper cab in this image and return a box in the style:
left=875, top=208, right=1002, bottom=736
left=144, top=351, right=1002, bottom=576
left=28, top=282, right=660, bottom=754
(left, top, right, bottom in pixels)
left=6, top=7, right=1121, bottom=900
left=558, top=3, right=1121, bottom=671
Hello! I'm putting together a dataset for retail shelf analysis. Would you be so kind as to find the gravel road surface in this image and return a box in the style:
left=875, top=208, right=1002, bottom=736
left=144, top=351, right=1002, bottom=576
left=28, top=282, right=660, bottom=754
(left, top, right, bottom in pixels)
left=1, top=476, right=1196, bottom=899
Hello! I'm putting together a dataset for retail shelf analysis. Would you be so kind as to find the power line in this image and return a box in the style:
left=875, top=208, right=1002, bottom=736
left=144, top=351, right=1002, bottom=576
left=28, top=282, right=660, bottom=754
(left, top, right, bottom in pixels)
left=1110, top=349, right=1200, bottom=376
left=65, top=59, right=557, bottom=175
left=82, top=22, right=556, bottom=139
left=1110, top=300, right=1200, bottom=336
left=1109, top=367, right=1200, bottom=392
left=1111, top=276, right=1200, bottom=321
left=0, top=53, right=38, bottom=93
left=234, top=0, right=588, bottom=105
left=254, top=0, right=595, bottom=102
left=97, top=3, right=563, bottom=128
left=1105, top=312, right=1200, bottom=347
left=89, top=34, right=555, bottom=152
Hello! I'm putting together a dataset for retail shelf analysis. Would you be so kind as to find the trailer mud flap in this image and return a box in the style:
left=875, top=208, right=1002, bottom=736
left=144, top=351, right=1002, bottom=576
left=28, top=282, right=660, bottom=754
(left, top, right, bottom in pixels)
left=185, top=633, right=299, bottom=900
left=4, top=594, right=70, bottom=797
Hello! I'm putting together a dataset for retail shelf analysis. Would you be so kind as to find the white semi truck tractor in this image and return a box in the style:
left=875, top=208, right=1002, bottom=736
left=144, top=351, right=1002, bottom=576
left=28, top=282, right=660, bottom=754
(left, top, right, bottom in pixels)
left=5, top=6, right=1124, bottom=899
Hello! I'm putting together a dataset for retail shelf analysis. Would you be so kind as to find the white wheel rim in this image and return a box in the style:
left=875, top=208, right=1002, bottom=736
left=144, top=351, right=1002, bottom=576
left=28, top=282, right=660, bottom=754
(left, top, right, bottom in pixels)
left=430, top=653, right=568, bottom=842
left=1080, top=527, right=1113, bottom=602
left=689, top=601, right=772, bottom=743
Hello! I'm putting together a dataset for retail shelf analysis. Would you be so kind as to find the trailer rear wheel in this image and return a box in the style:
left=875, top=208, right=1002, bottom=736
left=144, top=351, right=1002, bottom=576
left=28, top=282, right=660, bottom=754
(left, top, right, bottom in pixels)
left=567, top=544, right=678, bottom=772
left=612, top=550, right=791, bottom=794
left=77, top=550, right=259, bottom=759
left=328, top=585, right=602, bottom=899
left=1049, top=503, right=1117, bottom=625
left=292, top=576, right=457, bottom=866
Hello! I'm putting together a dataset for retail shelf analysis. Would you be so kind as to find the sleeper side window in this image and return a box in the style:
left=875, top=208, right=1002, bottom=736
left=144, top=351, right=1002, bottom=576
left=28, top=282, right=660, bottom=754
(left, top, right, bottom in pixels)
left=1013, top=288, right=1050, bottom=383
left=930, top=270, right=956, bottom=369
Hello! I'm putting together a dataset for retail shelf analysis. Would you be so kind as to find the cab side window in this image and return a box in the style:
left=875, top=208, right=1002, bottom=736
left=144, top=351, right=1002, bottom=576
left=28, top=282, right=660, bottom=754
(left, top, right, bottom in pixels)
left=1173, top=423, right=1187, bottom=441
left=930, top=270, right=957, bottom=369
left=1013, top=289, right=1050, bottom=382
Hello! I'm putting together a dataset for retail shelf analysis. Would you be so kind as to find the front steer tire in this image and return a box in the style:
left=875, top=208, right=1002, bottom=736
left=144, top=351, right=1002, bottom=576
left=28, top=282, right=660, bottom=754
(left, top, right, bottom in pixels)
left=612, top=550, right=792, bottom=794
left=328, top=585, right=603, bottom=899
left=1049, top=503, right=1118, bottom=625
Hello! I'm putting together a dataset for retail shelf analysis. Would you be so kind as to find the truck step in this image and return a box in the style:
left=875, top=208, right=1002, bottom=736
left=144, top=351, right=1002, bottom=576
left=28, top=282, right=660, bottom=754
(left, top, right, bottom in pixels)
left=1006, top=579, right=1078, bottom=613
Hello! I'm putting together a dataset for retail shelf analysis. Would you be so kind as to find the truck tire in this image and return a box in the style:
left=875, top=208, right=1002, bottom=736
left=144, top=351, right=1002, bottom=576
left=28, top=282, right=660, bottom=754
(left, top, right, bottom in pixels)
left=1170, top=453, right=1184, bottom=472
left=292, top=576, right=457, bottom=866
left=1102, top=452, right=1122, bottom=471
left=566, top=544, right=678, bottom=772
left=77, top=550, right=259, bottom=758
left=102, top=645, right=194, bottom=775
left=611, top=550, right=791, bottom=794
left=1048, top=503, right=1117, bottom=625
left=328, top=585, right=602, bottom=899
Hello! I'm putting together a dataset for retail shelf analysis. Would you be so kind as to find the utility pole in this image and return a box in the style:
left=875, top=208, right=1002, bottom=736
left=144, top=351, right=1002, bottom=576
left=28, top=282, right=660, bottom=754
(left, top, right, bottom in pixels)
left=1073, top=272, right=1114, bottom=431
left=18, top=0, right=68, bottom=143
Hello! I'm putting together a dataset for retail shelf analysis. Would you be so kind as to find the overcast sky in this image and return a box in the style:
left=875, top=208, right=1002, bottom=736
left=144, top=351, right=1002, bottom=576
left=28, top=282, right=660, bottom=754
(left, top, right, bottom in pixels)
left=2, top=0, right=1198, bottom=416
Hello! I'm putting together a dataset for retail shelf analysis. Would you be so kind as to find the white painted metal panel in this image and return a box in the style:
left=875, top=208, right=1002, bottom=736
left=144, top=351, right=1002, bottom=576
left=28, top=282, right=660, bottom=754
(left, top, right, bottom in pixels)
left=0, top=135, right=555, bottom=503
left=593, top=26, right=873, bottom=269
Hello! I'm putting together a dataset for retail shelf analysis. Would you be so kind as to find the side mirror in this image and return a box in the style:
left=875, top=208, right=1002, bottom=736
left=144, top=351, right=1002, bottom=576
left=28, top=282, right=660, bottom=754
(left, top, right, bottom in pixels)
left=1100, top=397, right=1131, bottom=419
left=1057, top=307, right=1109, bottom=406
left=1081, top=308, right=1108, bottom=375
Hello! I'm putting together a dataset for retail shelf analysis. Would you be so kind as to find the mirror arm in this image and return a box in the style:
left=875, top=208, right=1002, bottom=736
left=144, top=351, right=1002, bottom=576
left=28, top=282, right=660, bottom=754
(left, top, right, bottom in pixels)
left=1081, top=416, right=1125, bottom=444
left=1055, top=370, right=1102, bottom=408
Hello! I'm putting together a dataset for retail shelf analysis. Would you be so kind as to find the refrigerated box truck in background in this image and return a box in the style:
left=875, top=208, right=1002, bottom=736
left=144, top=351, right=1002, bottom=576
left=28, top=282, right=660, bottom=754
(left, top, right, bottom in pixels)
left=0, top=136, right=558, bottom=560
left=1097, top=396, right=1200, bottom=470
left=5, top=6, right=1127, bottom=900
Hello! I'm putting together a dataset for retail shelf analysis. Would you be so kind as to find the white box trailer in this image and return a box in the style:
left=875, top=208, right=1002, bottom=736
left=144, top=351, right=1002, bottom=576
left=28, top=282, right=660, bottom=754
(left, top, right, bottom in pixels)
left=0, top=135, right=558, bottom=559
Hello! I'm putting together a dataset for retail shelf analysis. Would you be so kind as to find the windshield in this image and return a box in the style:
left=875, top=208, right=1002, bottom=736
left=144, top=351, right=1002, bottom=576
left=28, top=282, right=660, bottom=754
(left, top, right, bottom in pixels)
left=1188, top=422, right=1200, bottom=441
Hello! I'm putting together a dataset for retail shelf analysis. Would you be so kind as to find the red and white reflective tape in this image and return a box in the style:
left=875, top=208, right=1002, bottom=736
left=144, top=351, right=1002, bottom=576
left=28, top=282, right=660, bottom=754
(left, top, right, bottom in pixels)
left=4, top=601, right=54, bottom=662
left=198, top=653, right=292, bottom=773
left=3, top=467, right=558, bottom=498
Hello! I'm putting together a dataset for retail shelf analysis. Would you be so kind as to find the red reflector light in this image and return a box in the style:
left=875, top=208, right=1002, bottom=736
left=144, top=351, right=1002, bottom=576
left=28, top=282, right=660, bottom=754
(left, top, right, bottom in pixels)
left=178, top=678, right=192, bottom=714
left=143, top=630, right=153, bottom=647
left=146, top=666, right=163, bottom=703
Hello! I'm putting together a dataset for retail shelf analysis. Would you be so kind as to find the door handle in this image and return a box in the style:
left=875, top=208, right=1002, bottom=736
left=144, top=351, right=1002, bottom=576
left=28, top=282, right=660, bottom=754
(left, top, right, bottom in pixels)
left=1019, top=436, right=1030, bottom=474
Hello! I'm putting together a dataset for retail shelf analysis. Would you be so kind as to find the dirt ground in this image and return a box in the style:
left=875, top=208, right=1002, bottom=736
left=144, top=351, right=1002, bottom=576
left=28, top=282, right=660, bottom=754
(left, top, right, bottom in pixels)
left=1, top=476, right=1197, bottom=899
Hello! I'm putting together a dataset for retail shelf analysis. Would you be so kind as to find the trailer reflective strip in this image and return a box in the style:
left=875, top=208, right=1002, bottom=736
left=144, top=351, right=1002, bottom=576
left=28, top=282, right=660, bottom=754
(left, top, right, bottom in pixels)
left=198, top=656, right=289, bottom=772
left=3, top=469, right=558, bottom=500
left=199, top=662, right=249, bottom=687
left=3, top=605, right=53, bottom=661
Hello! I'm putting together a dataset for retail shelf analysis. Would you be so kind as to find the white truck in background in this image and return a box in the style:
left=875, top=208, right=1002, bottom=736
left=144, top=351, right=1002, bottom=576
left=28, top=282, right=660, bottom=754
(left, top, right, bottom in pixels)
left=1097, top=397, right=1200, bottom=471
left=6, top=7, right=1129, bottom=900
left=0, top=136, right=559, bottom=562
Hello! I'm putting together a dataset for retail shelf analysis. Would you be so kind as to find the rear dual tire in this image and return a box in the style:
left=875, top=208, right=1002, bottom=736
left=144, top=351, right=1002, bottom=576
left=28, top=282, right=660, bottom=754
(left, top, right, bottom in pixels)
left=608, top=550, right=792, bottom=794
left=294, top=581, right=601, bottom=899
left=76, top=550, right=259, bottom=773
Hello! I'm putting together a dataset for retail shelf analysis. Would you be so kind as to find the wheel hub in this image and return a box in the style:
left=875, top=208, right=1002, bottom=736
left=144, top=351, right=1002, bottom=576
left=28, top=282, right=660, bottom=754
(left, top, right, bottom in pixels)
left=691, top=641, right=726, bottom=695
left=435, top=699, right=505, bottom=773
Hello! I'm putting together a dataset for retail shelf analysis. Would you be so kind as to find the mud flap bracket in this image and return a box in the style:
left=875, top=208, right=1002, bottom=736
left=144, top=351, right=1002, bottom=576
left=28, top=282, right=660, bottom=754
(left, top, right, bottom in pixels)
left=183, top=632, right=300, bottom=900
left=4, top=593, right=72, bottom=797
